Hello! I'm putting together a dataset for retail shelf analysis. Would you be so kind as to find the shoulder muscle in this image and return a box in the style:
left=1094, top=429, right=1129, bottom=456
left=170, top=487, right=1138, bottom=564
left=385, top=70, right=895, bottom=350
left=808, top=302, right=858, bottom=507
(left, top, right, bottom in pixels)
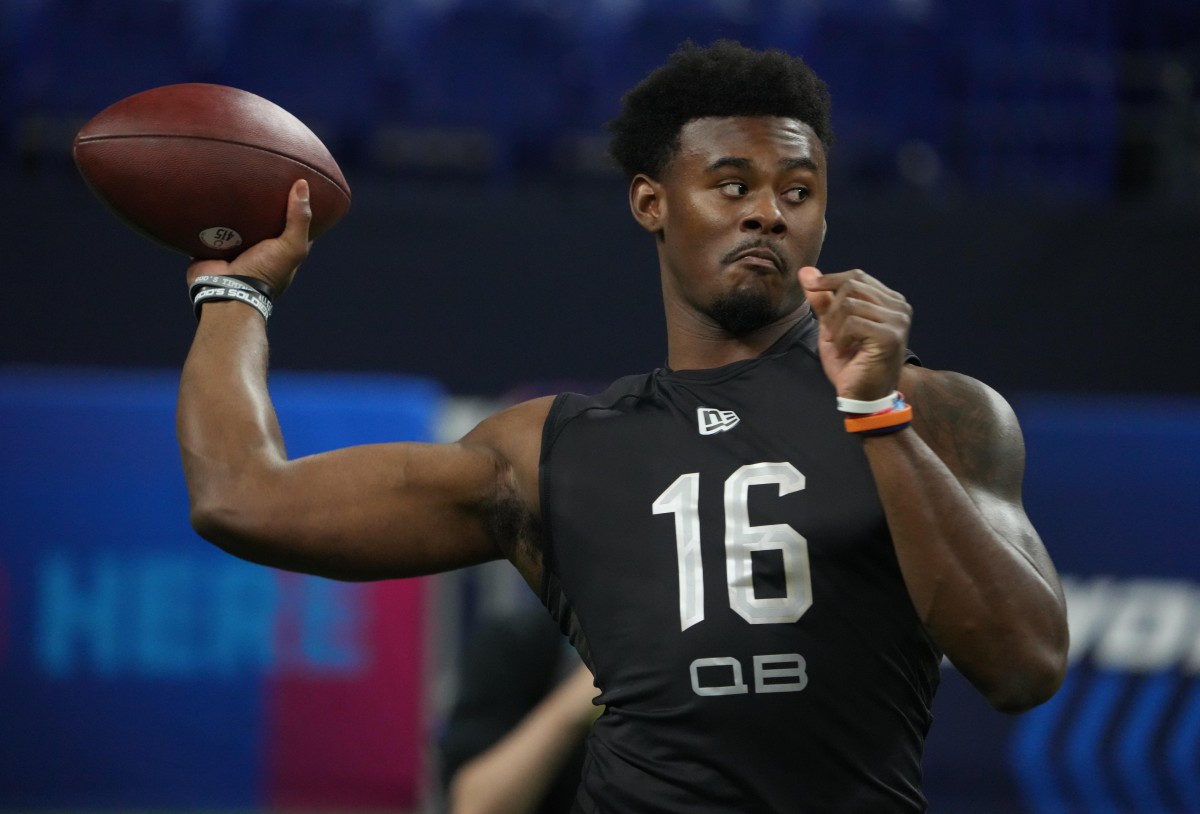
left=901, top=367, right=1026, bottom=501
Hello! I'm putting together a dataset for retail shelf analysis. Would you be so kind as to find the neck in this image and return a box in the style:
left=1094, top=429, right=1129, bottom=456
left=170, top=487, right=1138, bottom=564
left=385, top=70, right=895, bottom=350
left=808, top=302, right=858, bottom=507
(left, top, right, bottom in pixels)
left=665, top=301, right=811, bottom=371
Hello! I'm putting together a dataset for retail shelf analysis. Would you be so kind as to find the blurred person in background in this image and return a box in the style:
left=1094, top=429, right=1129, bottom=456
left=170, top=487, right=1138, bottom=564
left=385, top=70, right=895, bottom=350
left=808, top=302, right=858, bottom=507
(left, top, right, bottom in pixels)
left=440, top=604, right=599, bottom=814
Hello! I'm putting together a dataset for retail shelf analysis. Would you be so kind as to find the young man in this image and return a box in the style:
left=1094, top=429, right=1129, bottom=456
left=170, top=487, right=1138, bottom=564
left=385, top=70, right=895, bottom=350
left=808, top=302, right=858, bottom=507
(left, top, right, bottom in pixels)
left=178, top=41, right=1068, bottom=812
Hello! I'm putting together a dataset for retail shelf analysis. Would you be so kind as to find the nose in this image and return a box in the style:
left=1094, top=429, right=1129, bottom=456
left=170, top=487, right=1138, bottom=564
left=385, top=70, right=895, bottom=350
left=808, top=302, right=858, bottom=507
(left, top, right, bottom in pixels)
left=741, top=193, right=787, bottom=235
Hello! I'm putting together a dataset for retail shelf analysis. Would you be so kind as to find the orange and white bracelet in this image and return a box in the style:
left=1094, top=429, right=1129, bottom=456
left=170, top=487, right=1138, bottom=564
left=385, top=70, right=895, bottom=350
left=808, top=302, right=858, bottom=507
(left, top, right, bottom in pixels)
left=840, top=391, right=913, bottom=436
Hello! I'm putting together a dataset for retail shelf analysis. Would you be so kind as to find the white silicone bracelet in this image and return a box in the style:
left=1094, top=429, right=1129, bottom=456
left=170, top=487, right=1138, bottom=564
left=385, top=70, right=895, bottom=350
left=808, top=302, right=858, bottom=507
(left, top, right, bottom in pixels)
left=190, top=274, right=259, bottom=300
left=836, top=391, right=899, bottom=414
left=192, top=286, right=273, bottom=322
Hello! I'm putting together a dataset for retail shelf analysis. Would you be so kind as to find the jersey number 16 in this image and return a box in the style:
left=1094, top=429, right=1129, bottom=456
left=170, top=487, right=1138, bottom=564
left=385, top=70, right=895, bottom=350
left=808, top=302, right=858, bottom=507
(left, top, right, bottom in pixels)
left=653, top=461, right=812, bottom=631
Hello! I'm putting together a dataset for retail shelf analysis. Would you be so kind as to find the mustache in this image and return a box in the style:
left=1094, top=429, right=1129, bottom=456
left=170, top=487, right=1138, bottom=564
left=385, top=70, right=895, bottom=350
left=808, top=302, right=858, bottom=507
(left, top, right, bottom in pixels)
left=720, top=239, right=787, bottom=273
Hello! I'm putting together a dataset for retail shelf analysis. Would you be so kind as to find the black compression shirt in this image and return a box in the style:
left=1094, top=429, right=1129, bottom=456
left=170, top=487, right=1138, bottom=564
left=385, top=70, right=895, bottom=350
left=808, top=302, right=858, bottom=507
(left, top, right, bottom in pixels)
left=539, top=315, right=940, bottom=813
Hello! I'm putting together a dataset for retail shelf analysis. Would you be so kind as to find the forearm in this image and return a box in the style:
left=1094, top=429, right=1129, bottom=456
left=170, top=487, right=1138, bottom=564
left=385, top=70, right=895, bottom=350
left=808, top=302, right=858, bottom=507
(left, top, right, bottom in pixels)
left=448, top=669, right=598, bottom=814
left=175, top=298, right=524, bottom=580
left=177, top=302, right=286, bottom=545
left=862, top=429, right=1068, bottom=711
left=799, top=268, right=1067, bottom=710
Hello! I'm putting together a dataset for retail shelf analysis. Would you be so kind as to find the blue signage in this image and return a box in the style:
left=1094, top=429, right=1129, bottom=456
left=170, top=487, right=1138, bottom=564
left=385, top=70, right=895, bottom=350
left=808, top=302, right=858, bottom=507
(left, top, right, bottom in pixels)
left=924, top=394, right=1200, bottom=812
left=0, top=367, right=442, bottom=808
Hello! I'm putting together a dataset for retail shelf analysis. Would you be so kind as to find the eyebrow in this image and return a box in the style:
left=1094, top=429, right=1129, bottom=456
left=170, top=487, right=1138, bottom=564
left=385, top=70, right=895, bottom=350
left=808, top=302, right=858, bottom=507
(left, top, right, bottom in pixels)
left=706, top=155, right=819, bottom=173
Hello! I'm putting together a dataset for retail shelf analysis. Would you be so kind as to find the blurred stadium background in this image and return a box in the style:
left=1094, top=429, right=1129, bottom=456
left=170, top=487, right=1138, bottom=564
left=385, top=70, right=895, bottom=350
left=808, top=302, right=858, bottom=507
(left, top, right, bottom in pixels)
left=2, top=0, right=1199, bottom=811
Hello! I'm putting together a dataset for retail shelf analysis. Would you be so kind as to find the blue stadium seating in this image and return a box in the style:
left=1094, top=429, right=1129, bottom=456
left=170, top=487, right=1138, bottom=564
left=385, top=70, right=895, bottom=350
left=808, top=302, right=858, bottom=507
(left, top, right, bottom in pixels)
left=945, top=0, right=1119, bottom=195
left=7, top=0, right=213, bottom=161
left=765, top=0, right=954, bottom=190
left=0, top=0, right=1192, bottom=198
left=212, top=0, right=381, bottom=164
left=565, top=0, right=766, bottom=135
left=0, top=0, right=35, bottom=153
left=553, top=0, right=768, bottom=175
left=370, top=1, right=574, bottom=176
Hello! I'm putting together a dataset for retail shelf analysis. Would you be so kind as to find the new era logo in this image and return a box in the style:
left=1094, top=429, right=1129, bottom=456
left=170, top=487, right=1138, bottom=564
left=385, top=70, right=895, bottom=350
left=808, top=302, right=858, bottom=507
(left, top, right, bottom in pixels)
left=697, top=407, right=740, bottom=435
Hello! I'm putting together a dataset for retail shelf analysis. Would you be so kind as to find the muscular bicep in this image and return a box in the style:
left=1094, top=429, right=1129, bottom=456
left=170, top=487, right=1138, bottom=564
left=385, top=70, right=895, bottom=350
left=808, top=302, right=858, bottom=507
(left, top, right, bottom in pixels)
left=905, top=368, right=1062, bottom=591
left=190, top=438, right=511, bottom=580
left=178, top=307, right=550, bottom=583
left=185, top=388, right=553, bottom=584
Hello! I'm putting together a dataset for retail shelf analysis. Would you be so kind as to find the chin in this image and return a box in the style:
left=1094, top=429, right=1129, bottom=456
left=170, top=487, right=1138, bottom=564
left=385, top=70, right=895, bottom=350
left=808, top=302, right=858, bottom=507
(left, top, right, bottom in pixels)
left=707, top=289, right=779, bottom=336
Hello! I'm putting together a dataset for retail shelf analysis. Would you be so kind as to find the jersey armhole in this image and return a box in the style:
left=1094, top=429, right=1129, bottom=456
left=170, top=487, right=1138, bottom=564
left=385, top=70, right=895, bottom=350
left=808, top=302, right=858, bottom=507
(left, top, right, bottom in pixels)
left=537, top=392, right=573, bottom=602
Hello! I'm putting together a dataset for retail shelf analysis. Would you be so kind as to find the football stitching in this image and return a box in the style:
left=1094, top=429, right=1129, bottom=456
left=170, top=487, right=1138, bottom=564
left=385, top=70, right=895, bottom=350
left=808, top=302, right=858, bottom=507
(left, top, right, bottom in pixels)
left=75, top=133, right=351, bottom=202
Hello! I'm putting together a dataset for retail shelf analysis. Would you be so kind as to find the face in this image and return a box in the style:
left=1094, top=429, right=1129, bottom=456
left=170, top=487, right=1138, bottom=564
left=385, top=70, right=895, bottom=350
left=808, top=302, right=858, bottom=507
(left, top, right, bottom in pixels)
left=631, top=116, right=828, bottom=336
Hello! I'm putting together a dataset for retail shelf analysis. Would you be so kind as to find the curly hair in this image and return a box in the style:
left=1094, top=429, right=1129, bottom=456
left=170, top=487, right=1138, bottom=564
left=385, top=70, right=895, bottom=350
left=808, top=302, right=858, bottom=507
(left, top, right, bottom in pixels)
left=607, top=39, right=833, bottom=180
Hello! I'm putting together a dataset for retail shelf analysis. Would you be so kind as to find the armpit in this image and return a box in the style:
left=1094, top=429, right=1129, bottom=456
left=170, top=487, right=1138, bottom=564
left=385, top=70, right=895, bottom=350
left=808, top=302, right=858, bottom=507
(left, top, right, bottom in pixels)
left=484, top=468, right=546, bottom=592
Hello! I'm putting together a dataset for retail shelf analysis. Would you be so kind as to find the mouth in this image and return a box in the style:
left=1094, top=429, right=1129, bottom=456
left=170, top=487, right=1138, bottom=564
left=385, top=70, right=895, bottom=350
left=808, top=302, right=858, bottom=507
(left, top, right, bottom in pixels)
left=728, top=246, right=785, bottom=275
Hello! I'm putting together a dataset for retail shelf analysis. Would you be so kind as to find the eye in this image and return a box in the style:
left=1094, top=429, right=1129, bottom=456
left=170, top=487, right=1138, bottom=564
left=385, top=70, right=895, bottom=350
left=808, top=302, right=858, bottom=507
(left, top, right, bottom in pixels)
left=783, top=186, right=809, bottom=203
left=719, top=181, right=748, bottom=197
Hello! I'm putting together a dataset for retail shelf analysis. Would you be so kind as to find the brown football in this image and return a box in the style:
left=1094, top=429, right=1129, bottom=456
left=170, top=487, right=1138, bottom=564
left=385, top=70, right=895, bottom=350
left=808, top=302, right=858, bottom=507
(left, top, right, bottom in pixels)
left=73, top=83, right=351, bottom=259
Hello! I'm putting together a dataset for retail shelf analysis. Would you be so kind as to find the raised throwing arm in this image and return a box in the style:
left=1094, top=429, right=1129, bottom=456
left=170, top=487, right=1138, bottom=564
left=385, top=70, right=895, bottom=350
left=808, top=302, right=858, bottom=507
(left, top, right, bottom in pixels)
left=176, top=180, right=549, bottom=584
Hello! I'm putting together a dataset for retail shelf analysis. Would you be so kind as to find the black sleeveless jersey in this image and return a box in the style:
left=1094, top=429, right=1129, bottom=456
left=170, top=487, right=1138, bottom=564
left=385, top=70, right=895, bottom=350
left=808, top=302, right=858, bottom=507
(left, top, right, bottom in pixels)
left=538, top=315, right=941, bottom=813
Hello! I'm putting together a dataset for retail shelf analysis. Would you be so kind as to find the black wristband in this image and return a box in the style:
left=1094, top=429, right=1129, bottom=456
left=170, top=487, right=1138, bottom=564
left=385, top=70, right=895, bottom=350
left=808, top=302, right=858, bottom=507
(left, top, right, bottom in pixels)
left=192, top=286, right=273, bottom=322
left=224, top=275, right=276, bottom=300
left=190, top=274, right=267, bottom=303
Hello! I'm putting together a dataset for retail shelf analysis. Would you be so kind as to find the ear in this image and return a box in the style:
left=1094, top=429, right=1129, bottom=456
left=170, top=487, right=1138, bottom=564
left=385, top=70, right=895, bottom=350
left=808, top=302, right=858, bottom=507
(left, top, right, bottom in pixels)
left=629, top=174, right=666, bottom=235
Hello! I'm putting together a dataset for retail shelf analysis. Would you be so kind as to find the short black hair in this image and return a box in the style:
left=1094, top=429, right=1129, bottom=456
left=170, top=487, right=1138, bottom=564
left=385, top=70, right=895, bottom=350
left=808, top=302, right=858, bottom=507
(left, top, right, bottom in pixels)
left=607, top=39, right=833, bottom=180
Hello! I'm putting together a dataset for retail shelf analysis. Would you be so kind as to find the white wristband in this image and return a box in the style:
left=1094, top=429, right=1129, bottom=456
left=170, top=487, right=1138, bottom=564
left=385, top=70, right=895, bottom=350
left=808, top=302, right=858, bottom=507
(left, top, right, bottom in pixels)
left=192, top=286, right=273, bottom=322
left=836, top=391, right=899, bottom=414
left=190, top=274, right=259, bottom=298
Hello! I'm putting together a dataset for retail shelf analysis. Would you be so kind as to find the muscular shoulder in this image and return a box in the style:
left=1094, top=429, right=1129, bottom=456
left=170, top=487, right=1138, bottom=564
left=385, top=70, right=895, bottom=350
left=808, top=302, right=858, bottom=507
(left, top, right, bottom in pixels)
left=900, top=366, right=1026, bottom=498
left=459, top=395, right=556, bottom=586
left=464, top=395, right=555, bottom=502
